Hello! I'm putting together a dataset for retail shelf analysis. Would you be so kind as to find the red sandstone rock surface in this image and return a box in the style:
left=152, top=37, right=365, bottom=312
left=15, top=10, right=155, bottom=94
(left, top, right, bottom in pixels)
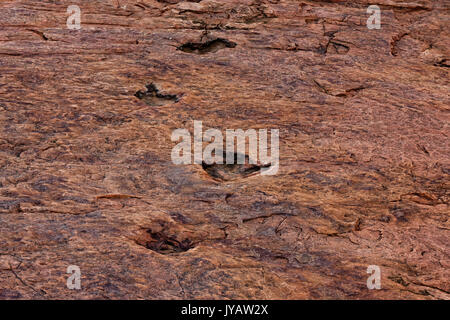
left=0, top=0, right=449, bottom=299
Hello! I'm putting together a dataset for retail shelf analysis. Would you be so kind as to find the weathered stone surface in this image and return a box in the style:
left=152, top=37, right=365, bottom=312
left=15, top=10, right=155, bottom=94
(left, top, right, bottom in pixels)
left=0, top=0, right=448, bottom=299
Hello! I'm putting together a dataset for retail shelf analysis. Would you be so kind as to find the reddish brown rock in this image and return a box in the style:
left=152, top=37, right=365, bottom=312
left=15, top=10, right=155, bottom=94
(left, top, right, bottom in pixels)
left=0, top=0, right=448, bottom=299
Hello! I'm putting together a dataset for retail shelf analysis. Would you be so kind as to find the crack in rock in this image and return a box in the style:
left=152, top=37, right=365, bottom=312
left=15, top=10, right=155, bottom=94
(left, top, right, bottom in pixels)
left=177, top=38, right=237, bottom=54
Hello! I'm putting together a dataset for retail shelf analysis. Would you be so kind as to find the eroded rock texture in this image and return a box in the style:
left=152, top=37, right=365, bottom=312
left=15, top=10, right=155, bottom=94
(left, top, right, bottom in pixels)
left=0, top=0, right=449, bottom=299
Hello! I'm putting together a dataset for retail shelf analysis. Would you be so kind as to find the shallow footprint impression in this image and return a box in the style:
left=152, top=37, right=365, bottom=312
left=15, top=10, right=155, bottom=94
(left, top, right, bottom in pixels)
left=135, top=83, right=179, bottom=106
left=201, top=151, right=265, bottom=181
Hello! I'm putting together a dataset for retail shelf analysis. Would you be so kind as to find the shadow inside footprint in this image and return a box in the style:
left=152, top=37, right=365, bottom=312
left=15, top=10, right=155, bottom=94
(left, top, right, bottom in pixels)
left=136, top=229, right=194, bottom=254
left=135, top=83, right=179, bottom=106
left=201, top=151, right=266, bottom=181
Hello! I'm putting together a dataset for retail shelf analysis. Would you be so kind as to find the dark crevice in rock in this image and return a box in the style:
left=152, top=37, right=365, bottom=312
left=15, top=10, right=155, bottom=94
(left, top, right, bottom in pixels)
left=135, top=83, right=179, bottom=106
left=320, top=31, right=350, bottom=55
left=177, top=38, right=237, bottom=54
left=335, top=86, right=366, bottom=98
left=136, top=229, right=194, bottom=254
left=27, top=29, right=48, bottom=41
left=434, top=59, right=449, bottom=68
left=327, top=41, right=350, bottom=54
left=201, top=151, right=266, bottom=181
